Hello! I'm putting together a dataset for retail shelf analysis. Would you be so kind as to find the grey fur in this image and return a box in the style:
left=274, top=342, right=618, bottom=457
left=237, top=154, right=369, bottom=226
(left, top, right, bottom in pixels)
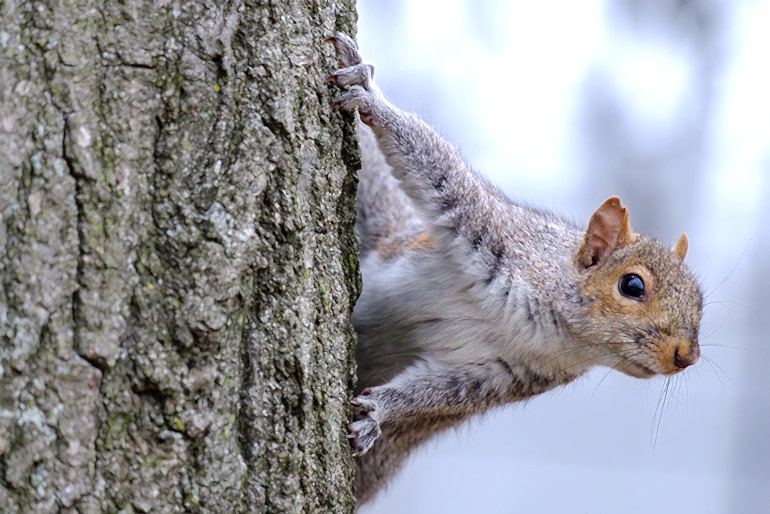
left=325, top=33, right=703, bottom=508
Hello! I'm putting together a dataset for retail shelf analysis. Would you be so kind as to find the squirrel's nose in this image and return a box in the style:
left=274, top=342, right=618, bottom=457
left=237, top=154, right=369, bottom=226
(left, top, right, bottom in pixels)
left=673, top=340, right=699, bottom=369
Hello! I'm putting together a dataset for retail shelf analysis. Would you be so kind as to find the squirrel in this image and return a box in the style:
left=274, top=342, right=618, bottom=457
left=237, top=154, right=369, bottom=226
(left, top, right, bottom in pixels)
left=324, top=33, right=704, bottom=507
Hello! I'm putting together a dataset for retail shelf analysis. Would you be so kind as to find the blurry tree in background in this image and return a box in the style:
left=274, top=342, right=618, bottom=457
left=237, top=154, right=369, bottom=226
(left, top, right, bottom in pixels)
left=728, top=186, right=770, bottom=512
left=579, top=0, right=727, bottom=237
left=0, top=1, right=359, bottom=512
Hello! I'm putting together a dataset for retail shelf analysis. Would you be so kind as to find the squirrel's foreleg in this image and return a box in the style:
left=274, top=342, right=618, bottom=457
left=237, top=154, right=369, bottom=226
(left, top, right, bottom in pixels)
left=326, top=34, right=512, bottom=266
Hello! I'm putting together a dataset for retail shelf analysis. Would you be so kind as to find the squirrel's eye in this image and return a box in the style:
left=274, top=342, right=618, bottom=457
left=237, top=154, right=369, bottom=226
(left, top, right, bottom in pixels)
left=619, top=274, right=645, bottom=299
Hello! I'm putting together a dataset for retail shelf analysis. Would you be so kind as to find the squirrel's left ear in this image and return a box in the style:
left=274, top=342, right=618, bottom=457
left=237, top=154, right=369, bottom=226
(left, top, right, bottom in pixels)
left=576, top=196, right=635, bottom=269
left=672, top=233, right=688, bottom=260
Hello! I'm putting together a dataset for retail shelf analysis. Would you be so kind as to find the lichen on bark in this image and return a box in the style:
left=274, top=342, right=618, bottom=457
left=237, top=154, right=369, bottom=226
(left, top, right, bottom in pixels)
left=0, top=0, right=360, bottom=512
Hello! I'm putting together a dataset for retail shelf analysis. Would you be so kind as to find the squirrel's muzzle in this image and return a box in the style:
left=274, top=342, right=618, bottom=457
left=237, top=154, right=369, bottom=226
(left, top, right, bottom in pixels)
left=668, top=338, right=700, bottom=372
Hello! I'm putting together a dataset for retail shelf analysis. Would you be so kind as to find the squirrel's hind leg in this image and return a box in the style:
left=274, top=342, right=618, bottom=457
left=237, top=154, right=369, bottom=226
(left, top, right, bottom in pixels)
left=356, top=124, right=430, bottom=259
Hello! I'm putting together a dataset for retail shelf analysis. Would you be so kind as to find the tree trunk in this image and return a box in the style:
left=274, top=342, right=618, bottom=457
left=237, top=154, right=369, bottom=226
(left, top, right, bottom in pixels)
left=0, top=1, right=360, bottom=512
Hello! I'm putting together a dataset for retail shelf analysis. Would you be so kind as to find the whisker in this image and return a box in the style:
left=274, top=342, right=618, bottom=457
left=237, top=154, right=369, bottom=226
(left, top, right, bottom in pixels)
left=609, top=354, right=643, bottom=374
left=561, top=349, right=643, bottom=376
left=701, top=354, right=735, bottom=388
left=704, top=239, right=751, bottom=299
left=703, top=299, right=752, bottom=311
left=531, top=347, right=589, bottom=373
left=535, top=341, right=639, bottom=373
left=699, top=305, right=732, bottom=341
left=651, top=378, right=666, bottom=446
left=671, top=374, right=682, bottom=407
left=699, top=344, right=764, bottom=352
left=652, top=377, right=671, bottom=451
left=692, top=365, right=705, bottom=385
left=534, top=344, right=608, bottom=373
left=588, top=368, right=614, bottom=409
left=699, top=357, right=727, bottom=392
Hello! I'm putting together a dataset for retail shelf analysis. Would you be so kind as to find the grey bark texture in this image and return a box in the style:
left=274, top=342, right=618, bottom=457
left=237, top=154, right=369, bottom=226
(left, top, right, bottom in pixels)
left=0, top=0, right=360, bottom=512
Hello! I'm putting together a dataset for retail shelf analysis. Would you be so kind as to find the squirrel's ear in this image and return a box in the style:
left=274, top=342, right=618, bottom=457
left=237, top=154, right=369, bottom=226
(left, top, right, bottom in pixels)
left=672, top=233, right=688, bottom=260
left=576, top=196, right=634, bottom=268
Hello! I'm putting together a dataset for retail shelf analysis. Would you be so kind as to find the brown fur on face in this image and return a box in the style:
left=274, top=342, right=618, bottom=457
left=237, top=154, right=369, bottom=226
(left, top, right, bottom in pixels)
left=572, top=236, right=702, bottom=377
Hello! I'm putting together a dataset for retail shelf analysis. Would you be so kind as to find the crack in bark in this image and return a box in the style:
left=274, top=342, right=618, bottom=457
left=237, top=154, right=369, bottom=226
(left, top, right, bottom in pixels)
left=61, top=120, right=93, bottom=370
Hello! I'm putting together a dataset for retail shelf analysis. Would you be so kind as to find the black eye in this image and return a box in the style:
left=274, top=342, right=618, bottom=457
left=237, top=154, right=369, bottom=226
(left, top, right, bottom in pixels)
left=619, top=274, right=645, bottom=299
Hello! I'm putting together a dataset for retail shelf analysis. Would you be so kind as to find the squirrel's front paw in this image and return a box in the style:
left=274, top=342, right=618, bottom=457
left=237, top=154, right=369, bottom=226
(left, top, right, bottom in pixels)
left=324, top=33, right=384, bottom=126
left=324, top=33, right=363, bottom=68
left=348, top=391, right=383, bottom=456
left=330, top=85, right=379, bottom=124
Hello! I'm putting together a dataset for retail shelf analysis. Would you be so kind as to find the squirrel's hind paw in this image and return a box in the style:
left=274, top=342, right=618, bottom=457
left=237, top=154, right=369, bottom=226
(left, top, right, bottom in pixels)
left=348, top=394, right=383, bottom=456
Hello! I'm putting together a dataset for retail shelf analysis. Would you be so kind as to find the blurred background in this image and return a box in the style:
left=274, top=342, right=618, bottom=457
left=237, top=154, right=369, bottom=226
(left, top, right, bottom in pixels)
left=356, top=1, right=770, bottom=513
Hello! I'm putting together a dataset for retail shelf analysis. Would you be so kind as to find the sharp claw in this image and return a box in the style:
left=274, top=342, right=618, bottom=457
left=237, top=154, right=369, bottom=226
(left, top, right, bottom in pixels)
left=323, top=35, right=345, bottom=46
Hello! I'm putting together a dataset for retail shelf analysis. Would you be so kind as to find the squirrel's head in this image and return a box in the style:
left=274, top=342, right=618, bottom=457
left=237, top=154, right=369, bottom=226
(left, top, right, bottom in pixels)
left=572, top=196, right=702, bottom=378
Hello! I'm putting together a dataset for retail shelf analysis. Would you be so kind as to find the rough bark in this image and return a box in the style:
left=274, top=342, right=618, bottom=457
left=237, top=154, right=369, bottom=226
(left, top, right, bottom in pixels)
left=0, top=1, right=360, bottom=512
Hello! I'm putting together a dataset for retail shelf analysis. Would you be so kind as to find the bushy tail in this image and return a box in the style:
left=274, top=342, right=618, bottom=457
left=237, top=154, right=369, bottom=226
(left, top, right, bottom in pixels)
left=356, top=124, right=429, bottom=259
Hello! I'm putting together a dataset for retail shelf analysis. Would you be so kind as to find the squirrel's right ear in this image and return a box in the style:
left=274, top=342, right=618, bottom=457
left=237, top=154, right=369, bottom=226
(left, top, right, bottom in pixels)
left=672, top=233, right=688, bottom=260
left=576, top=196, right=635, bottom=269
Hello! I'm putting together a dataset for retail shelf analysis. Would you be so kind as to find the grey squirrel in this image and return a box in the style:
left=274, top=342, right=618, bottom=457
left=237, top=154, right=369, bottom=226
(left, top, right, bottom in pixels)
left=325, top=33, right=703, bottom=507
